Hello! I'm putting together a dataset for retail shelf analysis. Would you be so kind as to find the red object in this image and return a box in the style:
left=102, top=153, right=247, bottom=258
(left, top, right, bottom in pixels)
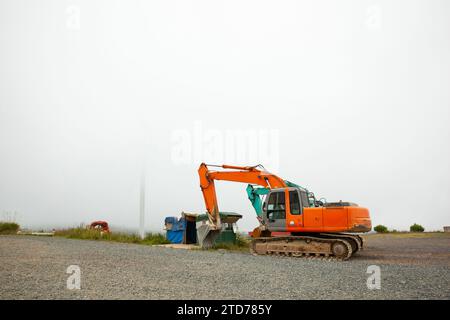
left=90, top=221, right=110, bottom=233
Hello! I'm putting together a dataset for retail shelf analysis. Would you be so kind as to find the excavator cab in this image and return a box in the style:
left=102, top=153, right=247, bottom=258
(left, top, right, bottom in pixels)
left=262, top=188, right=309, bottom=231
left=264, top=189, right=287, bottom=231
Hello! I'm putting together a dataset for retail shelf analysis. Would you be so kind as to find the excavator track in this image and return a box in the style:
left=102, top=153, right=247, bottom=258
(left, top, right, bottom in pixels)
left=250, top=235, right=354, bottom=261
left=284, top=232, right=364, bottom=255
left=316, top=233, right=364, bottom=253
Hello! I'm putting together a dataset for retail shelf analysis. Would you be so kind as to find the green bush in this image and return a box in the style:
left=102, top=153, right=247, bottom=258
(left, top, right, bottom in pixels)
left=374, top=225, right=388, bottom=233
left=410, top=223, right=424, bottom=232
left=0, top=222, right=20, bottom=234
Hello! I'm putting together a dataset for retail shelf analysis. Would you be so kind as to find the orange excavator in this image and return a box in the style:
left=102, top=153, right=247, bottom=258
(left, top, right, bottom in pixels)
left=197, top=163, right=372, bottom=260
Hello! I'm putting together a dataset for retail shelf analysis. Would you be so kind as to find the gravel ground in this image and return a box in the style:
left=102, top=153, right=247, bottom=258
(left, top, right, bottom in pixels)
left=0, top=234, right=449, bottom=299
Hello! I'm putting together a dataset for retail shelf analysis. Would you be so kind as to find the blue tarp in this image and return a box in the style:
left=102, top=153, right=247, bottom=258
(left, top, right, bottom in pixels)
left=165, top=217, right=186, bottom=244
left=166, top=230, right=184, bottom=244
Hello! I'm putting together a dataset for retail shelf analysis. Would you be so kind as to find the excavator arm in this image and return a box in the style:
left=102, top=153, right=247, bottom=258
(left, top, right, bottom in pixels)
left=197, top=163, right=286, bottom=247
left=246, top=185, right=270, bottom=217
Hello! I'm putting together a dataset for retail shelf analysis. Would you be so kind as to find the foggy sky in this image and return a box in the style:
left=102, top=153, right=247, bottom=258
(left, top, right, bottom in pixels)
left=1, top=0, right=449, bottom=232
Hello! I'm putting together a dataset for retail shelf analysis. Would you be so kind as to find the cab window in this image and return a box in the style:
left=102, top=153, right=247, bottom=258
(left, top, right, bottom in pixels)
left=267, top=192, right=286, bottom=220
left=289, top=190, right=301, bottom=215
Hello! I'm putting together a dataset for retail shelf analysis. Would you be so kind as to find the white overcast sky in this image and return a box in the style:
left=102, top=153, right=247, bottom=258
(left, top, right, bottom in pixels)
left=0, top=0, right=449, bottom=232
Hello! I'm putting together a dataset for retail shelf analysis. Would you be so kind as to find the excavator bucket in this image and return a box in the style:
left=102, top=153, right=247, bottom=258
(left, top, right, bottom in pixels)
left=197, top=224, right=221, bottom=249
left=251, top=226, right=271, bottom=238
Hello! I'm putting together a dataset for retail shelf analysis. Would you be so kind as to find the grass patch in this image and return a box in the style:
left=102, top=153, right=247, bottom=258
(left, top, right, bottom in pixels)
left=54, top=225, right=170, bottom=245
left=0, top=222, right=20, bottom=235
left=142, top=233, right=171, bottom=245
left=364, top=232, right=448, bottom=239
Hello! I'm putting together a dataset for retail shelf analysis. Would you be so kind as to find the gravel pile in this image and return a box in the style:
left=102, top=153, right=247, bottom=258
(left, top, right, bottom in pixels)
left=0, top=235, right=449, bottom=299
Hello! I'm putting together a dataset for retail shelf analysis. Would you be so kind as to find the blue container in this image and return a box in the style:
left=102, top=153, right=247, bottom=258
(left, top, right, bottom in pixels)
left=165, top=217, right=186, bottom=244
